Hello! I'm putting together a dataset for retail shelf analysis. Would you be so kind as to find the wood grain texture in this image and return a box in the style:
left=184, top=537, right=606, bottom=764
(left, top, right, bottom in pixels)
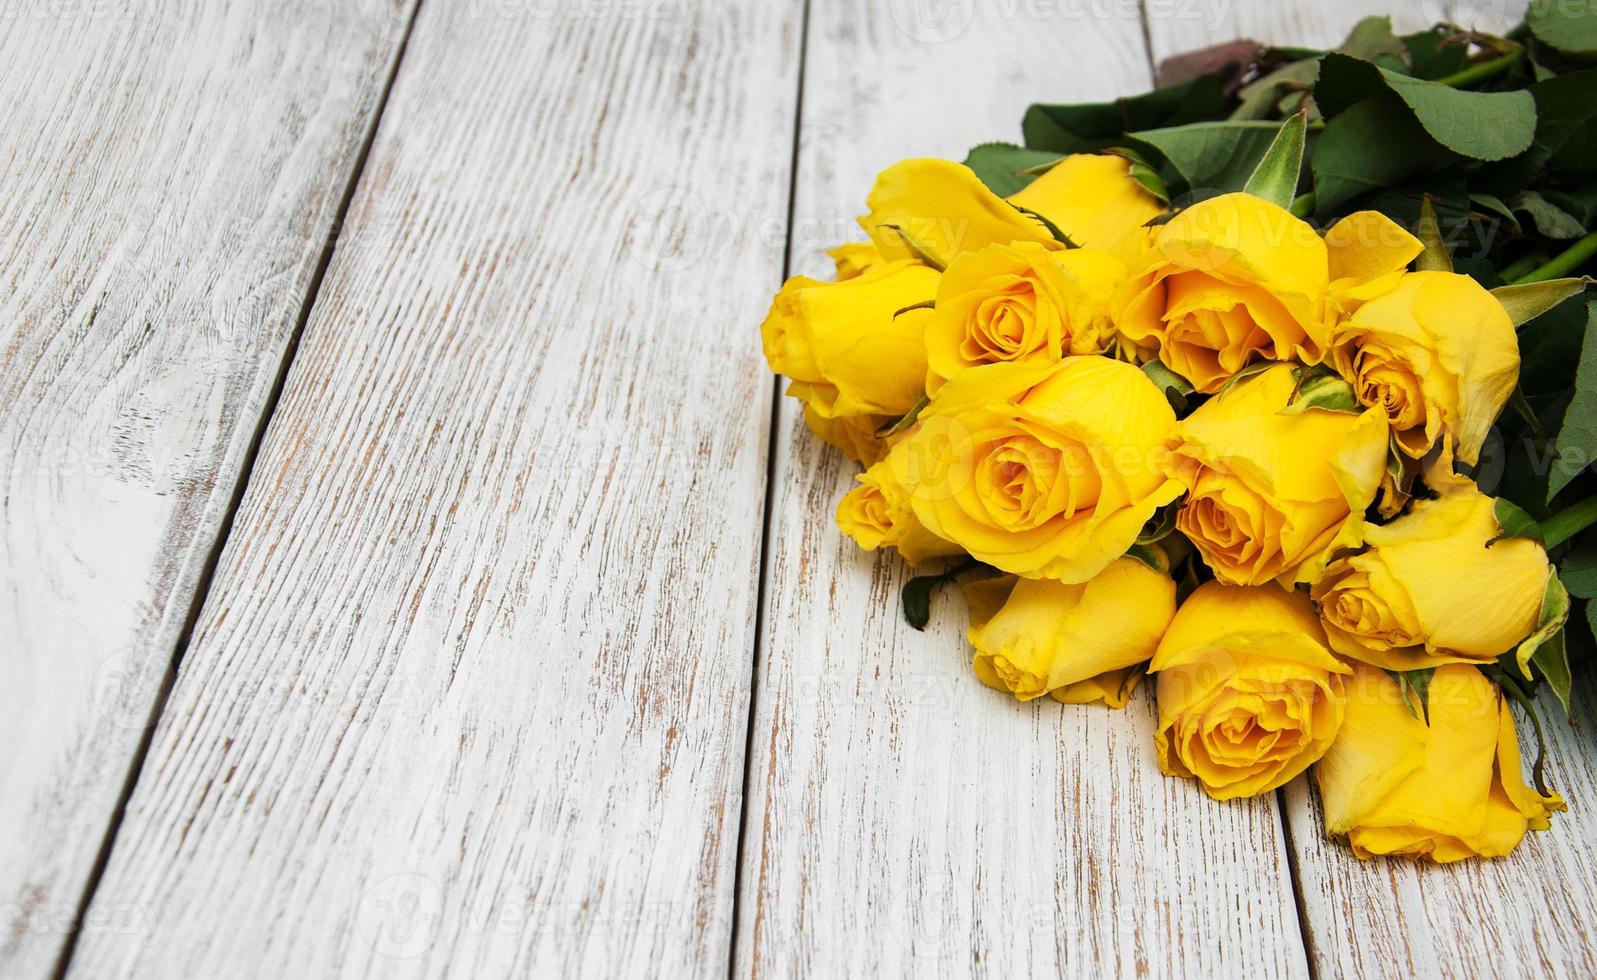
left=63, top=1, right=802, bottom=977
left=733, top=3, right=1309, bottom=976
left=1142, top=0, right=1518, bottom=60
left=1281, top=676, right=1597, bottom=978
left=1148, top=4, right=1597, bottom=977
left=0, top=5, right=408, bottom=977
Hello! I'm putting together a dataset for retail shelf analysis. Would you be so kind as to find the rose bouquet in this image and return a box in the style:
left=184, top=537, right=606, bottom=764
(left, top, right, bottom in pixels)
left=759, top=6, right=1597, bottom=862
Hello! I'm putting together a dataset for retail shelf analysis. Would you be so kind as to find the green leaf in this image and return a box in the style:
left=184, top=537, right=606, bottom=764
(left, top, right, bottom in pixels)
left=1549, top=302, right=1597, bottom=501
left=1402, top=28, right=1471, bottom=80
left=1561, top=536, right=1597, bottom=598
left=1491, top=278, right=1591, bottom=326
left=1416, top=197, right=1453, bottom=273
left=1141, top=360, right=1195, bottom=413
left=1530, top=70, right=1597, bottom=176
left=1513, top=190, right=1587, bottom=240
left=1515, top=573, right=1572, bottom=685
left=1528, top=0, right=1597, bottom=56
left=1339, top=16, right=1409, bottom=67
left=900, top=560, right=1000, bottom=631
left=1022, top=75, right=1227, bottom=153
left=962, top=142, right=1065, bottom=198
left=1280, top=365, right=1359, bottom=414
left=876, top=395, right=930, bottom=438
left=1492, top=497, right=1546, bottom=545
left=1243, top=112, right=1308, bottom=208
left=1316, top=52, right=1537, bottom=162
left=1231, top=58, right=1319, bottom=121
left=1127, top=121, right=1284, bottom=196
left=1311, top=97, right=1450, bottom=212
left=900, top=574, right=939, bottom=631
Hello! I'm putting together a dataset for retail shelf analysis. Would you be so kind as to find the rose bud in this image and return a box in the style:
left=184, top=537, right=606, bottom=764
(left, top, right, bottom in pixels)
left=962, top=557, right=1176, bottom=704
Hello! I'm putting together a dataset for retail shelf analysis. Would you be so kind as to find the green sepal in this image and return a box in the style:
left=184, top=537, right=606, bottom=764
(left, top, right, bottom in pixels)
left=1490, top=497, right=1546, bottom=546
left=1124, top=542, right=1169, bottom=574
left=876, top=395, right=929, bottom=438
left=1388, top=667, right=1436, bottom=724
left=877, top=224, right=946, bottom=272
left=1242, top=110, right=1307, bottom=209
left=1141, top=360, right=1195, bottom=413
left=1280, top=364, right=1359, bottom=414
left=1416, top=196, right=1453, bottom=273
left=1491, top=278, right=1591, bottom=327
left=1137, top=504, right=1180, bottom=546
left=1515, top=574, right=1572, bottom=692
left=1010, top=203, right=1078, bottom=248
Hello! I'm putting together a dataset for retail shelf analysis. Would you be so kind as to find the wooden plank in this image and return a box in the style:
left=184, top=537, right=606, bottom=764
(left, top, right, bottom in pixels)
left=1281, top=675, right=1597, bottom=976
left=1146, top=3, right=1597, bottom=976
left=733, top=4, right=1309, bottom=976
left=0, top=6, right=410, bottom=978
left=1142, top=0, right=1514, bottom=59
left=63, top=1, right=802, bottom=977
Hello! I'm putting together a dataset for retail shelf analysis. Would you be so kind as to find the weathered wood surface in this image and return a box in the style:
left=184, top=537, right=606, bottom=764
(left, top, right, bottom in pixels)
left=1142, top=0, right=1515, bottom=59
left=732, top=4, right=1309, bottom=977
left=1148, top=4, right=1597, bottom=977
left=63, top=1, right=802, bottom=977
left=0, top=5, right=410, bottom=978
left=16, top=1, right=1597, bottom=978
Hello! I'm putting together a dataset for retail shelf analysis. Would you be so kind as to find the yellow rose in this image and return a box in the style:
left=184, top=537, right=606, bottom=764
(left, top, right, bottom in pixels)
left=962, top=557, right=1176, bottom=703
left=895, top=357, right=1183, bottom=582
left=1312, top=471, right=1551, bottom=671
left=760, top=259, right=939, bottom=463
left=1328, top=270, right=1519, bottom=465
left=861, top=159, right=1057, bottom=268
left=1317, top=663, right=1563, bottom=862
left=1169, top=363, right=1389, bottom=586
left=835, top=459, right=962, bottom=565
left=827, top=241, right=886, bottom=280
left=1007, top=153, right=1164, bottom=268
left=923, top=242, right=1125, bottom=390
left=1152, top=582, right=1350, bottom=800
left=1118, top=193, right=1330, bottom=393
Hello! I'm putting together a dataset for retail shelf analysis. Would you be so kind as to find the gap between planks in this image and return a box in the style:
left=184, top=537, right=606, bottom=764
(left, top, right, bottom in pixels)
left=44, top=4, right=427, bottom=978
left=726, top=0, right=815, bottom=976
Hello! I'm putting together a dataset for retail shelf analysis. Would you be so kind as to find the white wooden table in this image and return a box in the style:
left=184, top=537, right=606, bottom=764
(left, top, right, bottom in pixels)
left=3, top=1, right=1594, bottom=977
